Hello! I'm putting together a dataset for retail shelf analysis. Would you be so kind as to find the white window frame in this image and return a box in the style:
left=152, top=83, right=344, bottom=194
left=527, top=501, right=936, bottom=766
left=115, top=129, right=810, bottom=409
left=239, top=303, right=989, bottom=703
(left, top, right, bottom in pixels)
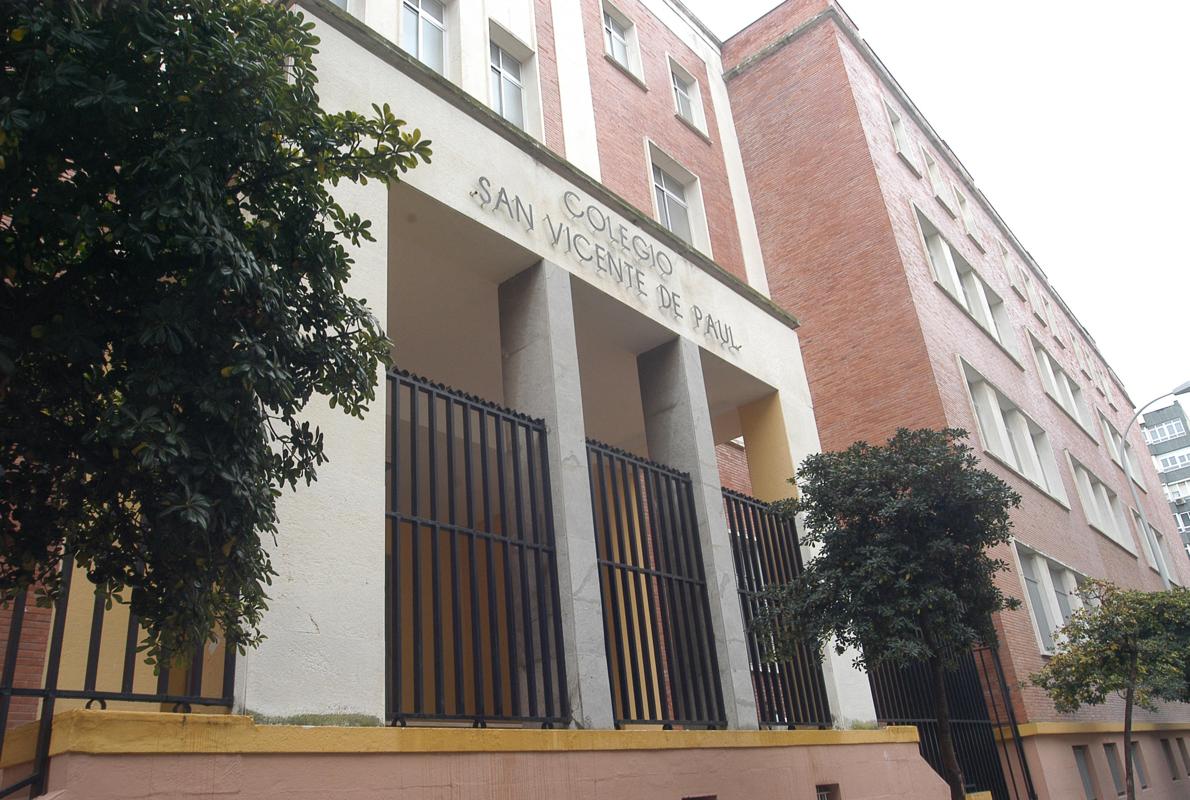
left=601, top=2, right=643, bottom=82
left=1144, top=418, right=1187, bottom=445
left=647, top=141, right=711, bottom=255
left=668, top=56, right=707, bottom=135
left=1155, top=446, right=1190, bottom=472
left=920, top=146, right=954, bottom=215
left=1016, top=544, right=1083, bottom=656
left=1031, top=334, right=1091, bottom=431
left=919, top=212, right=1019, bottom=359
left=1068, top=454, right=1134, bottom=552
left=884, top=100, right=920, bottom=175
left=1164, top=478, right=1190, bottom=502
left=961, top=359, right=1068, bottom=503
left=486, top=23, right=543, bottom=140
left=951, top=184, right=982, bottom=250
left=400, top=0, right=446, bottom=75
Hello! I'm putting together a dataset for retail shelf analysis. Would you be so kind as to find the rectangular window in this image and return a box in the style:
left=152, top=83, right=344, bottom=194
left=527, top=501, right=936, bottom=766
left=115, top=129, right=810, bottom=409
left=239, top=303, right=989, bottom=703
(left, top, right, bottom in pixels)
left=1104, top=743, right=1126, bottom=797
left=1177, top=737, right=1190, bottom=775
left=668, top=59, right=706, bottom=133
left=1073, top=746, right=1099, bottom=799
left=673, top=70, right=694, bottom=122
left=1033, top=336, right=1090, bottom=428
left=1131, top=742, right=1149, bottom=789
left=1070, top=457, right=1131, bottom=550
left=1165, top=478, right=1190, bottom=502
left=963, top=362, right=1066, bottom=500
left=1100, top=414, right=1127, bottom=469
left=401, top=0, right=445, bottom=74
left=489, top=42, right=524, bottom=130
left=1161, top=738, right=1181, bottom=781
left=1131, top=510, right=1160, bottom=571
left=1156, top=446, right=1190, bottom=472
left=953, top=184, right=978, bottom=239
left=652, top=163, right=692, bottom=245
left=884, top=100, right=915, bottom=162
left=1145, top=418, right=1188, bottom=444
left=922, top=214, right=1017, bottom=355
left=921, top=147, right=953, bottom=210
left=603, top=9, right=629, bottom=68
left=1176, top=511, right=1190, bottom=533
left=998, top=240, right=1024, bottom=295
left=1018, top=545, right=1083, bottom=653
left=1020, top=554, right=1055, bottom=652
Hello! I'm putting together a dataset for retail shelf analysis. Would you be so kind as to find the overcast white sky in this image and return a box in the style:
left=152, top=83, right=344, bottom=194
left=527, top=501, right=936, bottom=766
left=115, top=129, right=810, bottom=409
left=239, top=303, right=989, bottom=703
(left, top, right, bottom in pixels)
left=688, top=0, right=1190, bottom=410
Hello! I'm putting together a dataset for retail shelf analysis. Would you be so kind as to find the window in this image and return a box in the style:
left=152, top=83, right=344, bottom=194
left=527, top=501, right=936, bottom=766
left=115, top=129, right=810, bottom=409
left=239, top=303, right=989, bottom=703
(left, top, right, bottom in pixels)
left=921, top=147, right=953, bottom=211
left=653, top=164, right=691, bottom=244
left=1165, top=478, right=1190, bottom=502
left=401, top=0, right=445, bottom=74
left=1177, top=737, right=1190, bottom=775
left=998, top=240, right=1025, bottom=296
left=1145, top=418, right=1187, bottom=444
left=602, top=3, right=641, bottom=78
left=489, top=42, right=525, bottom=129
left=1176, top=511, right=1190, bottom=534
left=884, top=100, right=916, bottom=169
left=1161, top=738, right=1181, bottom=781
left=1103, top=743, right=1126, bottom=797
left=1099, top=413, right=1140, bottom=478
left=1156, top=446, right=1190, bottom=472
left=1131, top=509, right=1162, bottom=572
left=1032, top=336, right=1090, bottom=429
left=1131, top=742, right=1149, bottom=789
left=1070, top=457, right=1132, bottom=550
left=1073, top=746, right=1099, bottom=800
left=1018, top=545, right=1082, bottom=653
left=964, top=363, right=1066, bottom=500
left=953, top=184, right=978, bottom=241
left=669, top=59, right=706, bottom=133
left=921, top=214, right=1017, bottom=355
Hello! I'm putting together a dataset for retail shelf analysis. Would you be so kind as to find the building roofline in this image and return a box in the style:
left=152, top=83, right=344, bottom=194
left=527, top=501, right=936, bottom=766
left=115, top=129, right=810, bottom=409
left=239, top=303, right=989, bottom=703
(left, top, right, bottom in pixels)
left=296, top=0, right=799, bottom=333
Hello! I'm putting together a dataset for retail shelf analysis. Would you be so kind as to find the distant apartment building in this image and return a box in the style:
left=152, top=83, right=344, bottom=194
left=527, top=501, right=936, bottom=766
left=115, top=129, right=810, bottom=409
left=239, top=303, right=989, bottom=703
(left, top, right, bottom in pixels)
left=1142, top=400, right=1190, bottom=554
left=1, top=2, right=1187, bottom=800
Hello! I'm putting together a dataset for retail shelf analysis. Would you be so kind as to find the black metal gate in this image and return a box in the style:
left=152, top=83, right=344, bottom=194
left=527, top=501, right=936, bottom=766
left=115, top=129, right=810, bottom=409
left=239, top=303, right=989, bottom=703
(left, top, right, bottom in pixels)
left=586, top=439, right=725, bottom=729
left=868, top=646, right=1036, bottom=800
left=0, top=557, right=235, bottom=798
left=385, top=370, right=568, bottom=727
left=722, top=489, right=832, bottom=728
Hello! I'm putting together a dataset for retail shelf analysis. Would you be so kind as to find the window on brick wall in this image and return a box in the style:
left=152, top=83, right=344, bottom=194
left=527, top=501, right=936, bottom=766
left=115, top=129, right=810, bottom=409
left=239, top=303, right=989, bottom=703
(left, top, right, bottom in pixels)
left=952, top=184, right=981, bottom=249
left=1069, top=456, right=1132, bottom=551
left=1177, top=737, right=1190, bottom=776
left=401, top=0, right=446, bottom=74
left=647, top=143, right=711, bottom=255
left=1104, top=743, right=1126, bottom=796
left=1018, top=544, right=1083, bottom=654
left=669, top=58, right=707, bottom=134
left=1073, top=745, right=1100, bottom=800
left=1031, top=334, right=1091, bottom=430
left=962, top=361, right=1067, bottom=500
left=489, top=42, right=525, bottom=129
left=1131, top=742, right=1150, bottom=789
left=1161, top=738, right=1181, bottom=781
left=602, top=2, right=642, bottom=80
left=883, top=100, right=919, bottom=174
left=997, top=240, right=1026, bottom=297
left=921, top=214, right=1018, bottom=356
left=921, top=146, right=953, bottom=212
left=1131, top=509, right=1163, bottom=572
left=1099, top=413, right=1141, bottom=483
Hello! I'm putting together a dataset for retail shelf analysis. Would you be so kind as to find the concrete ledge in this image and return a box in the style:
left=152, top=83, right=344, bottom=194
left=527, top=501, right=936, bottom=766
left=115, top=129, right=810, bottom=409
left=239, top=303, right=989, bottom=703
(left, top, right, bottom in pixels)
left=0, top=710, right=920, bottom=768
left=1013, top=721, right=1190, bottom=737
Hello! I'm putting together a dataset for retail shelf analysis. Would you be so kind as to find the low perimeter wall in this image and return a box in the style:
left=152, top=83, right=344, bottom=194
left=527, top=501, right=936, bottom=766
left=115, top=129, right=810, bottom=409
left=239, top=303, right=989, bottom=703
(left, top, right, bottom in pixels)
left=0, top=711, right=949, bottom=799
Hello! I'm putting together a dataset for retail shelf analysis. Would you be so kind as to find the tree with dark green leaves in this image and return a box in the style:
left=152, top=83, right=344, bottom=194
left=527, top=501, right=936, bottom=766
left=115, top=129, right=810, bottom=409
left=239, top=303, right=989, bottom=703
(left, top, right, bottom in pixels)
left=753, top=427, right=1021, bottom=800
left=1032, top=580, right=1190, bottom=800
left=0, top=0, right=431, bottom=665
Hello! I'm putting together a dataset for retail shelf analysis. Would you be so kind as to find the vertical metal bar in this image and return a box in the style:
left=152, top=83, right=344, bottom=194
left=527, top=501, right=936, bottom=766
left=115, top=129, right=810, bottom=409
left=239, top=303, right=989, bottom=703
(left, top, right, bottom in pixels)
left=525, top=424, right=555, bottom=721
left=510, top=421, right=538, bottom=719
left=390, top=375, right=402, bottom=721
left=616, top=457, right=656, bottom=721
left=605, top=451, right=644, bottom=722
left=661, top=469, right=703, bottom=724
left=591, top=447, right=629, bottom=724
left=82, top=585, right=105, bottom=694
left=221, top=635, right=236, bottom=701
left=410, top=384, right=423, bottom=715
left=188, top=640, right=205, bottom=698
left=683, top=477, right=725, bottom=726
left=538, top=425, right=568, bottom=722
left=480, top=411, right=503, bottom=717
left=649, top=467, right=690, bottom=722
left=446, top=400, right=465, bottom=716
left=630, top=461, right=666, bottom=723
left=494, top=415, right=520, bottom=716
left=428, top=390, right=444, bottom=717
left=463, top=405, right=485, bottom=720
left=121, top=608, right=139, bottom=694
left=0, top=590, right=28, bottom=737
left=30, top=553, right=76, bottom=797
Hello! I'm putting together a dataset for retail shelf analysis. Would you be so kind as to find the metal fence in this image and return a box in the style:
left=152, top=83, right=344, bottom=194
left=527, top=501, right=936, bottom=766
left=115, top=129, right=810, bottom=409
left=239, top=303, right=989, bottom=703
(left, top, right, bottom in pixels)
left=586, top=439, right=725, bottom=729
left=868, top=646, right=1036, bottom=800
left=0, top=558, right=235, bottom=798
left=722, top=489, right=831, bottom=728
left=385, top=370, right=568, bottom=727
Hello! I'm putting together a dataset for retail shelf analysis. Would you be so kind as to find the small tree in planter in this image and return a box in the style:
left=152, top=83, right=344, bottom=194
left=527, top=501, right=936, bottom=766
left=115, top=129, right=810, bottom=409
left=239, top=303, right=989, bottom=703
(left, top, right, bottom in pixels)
left=753, top=428, right=1021, bottom=800
left=1031, top=580, right=1190, bottom=800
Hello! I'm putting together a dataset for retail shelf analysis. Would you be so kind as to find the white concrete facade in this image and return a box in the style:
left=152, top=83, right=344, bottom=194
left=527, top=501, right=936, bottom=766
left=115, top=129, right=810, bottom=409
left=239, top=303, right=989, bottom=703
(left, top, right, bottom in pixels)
left=242, top=0, right=877, bottom=729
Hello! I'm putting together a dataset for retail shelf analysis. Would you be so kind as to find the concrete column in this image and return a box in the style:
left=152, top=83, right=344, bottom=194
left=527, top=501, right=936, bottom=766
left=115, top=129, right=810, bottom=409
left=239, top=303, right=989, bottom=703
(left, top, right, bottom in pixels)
left=498, top=260, right=615, bottom=729
left=637, top=338, right=759, bottom=729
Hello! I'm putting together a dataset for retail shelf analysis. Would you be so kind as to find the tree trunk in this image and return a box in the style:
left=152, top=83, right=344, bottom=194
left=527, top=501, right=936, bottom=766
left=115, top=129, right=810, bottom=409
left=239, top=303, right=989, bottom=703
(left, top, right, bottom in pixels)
left=1124, top=658, right=1136, bottom=800
left=930, top=655, right=966, bottom=800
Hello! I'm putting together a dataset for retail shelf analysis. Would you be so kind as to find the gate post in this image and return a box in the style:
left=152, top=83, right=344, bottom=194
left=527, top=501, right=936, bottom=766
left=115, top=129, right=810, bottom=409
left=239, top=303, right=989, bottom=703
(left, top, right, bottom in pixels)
left=637, top=338, right=759, bottom=729
left=498, top=260, right=615, bottom=729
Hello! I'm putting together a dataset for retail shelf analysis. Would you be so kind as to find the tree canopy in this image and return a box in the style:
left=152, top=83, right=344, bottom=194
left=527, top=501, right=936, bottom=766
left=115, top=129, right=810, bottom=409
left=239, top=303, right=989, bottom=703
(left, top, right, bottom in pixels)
left=0, top=0, right=431, bottom=663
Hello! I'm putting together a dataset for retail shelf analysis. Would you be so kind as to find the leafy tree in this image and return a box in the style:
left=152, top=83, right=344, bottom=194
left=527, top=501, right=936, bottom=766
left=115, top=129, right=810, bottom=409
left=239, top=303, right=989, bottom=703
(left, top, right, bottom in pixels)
left=1031, top=580, right=1190, bottom=800
left=753, top=428, right=1021, bottom=800
left=0, top=0, right=431, bottom=664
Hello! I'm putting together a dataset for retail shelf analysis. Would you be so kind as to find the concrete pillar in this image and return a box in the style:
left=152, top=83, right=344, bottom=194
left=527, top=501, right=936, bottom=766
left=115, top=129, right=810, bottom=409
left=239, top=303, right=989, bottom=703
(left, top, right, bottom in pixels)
left=739, top=389, right=878, bottom=727
left=498, top=260, right=615, bottom=729
left=637, top=338, right=759, bottom=729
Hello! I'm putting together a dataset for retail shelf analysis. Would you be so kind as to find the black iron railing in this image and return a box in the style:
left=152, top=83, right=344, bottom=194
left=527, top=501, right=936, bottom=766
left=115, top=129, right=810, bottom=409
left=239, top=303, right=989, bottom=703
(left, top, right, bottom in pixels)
left=722, top=489, right=831, bottom=728
left=385, top=370, right=568, bottom=727
left=868, top=646, right=1037, bottom=800
left=0, top=557, right=235, bottom=798
left=586, top=439, right=725, bottom=729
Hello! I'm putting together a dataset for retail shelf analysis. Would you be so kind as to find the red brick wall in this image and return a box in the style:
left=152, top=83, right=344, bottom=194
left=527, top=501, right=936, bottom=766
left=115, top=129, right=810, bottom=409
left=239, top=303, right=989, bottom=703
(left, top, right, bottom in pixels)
left=579, top=0, right=748, bottom=281
left=725, top=21, right=948, bottom=455
left=0, top=592, right=50, bottom=728
left=534, top=0, right=566, bottom=157
left=721, top=0, right=830, bottom=73
left=715, top=441, right=753, bottom=496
